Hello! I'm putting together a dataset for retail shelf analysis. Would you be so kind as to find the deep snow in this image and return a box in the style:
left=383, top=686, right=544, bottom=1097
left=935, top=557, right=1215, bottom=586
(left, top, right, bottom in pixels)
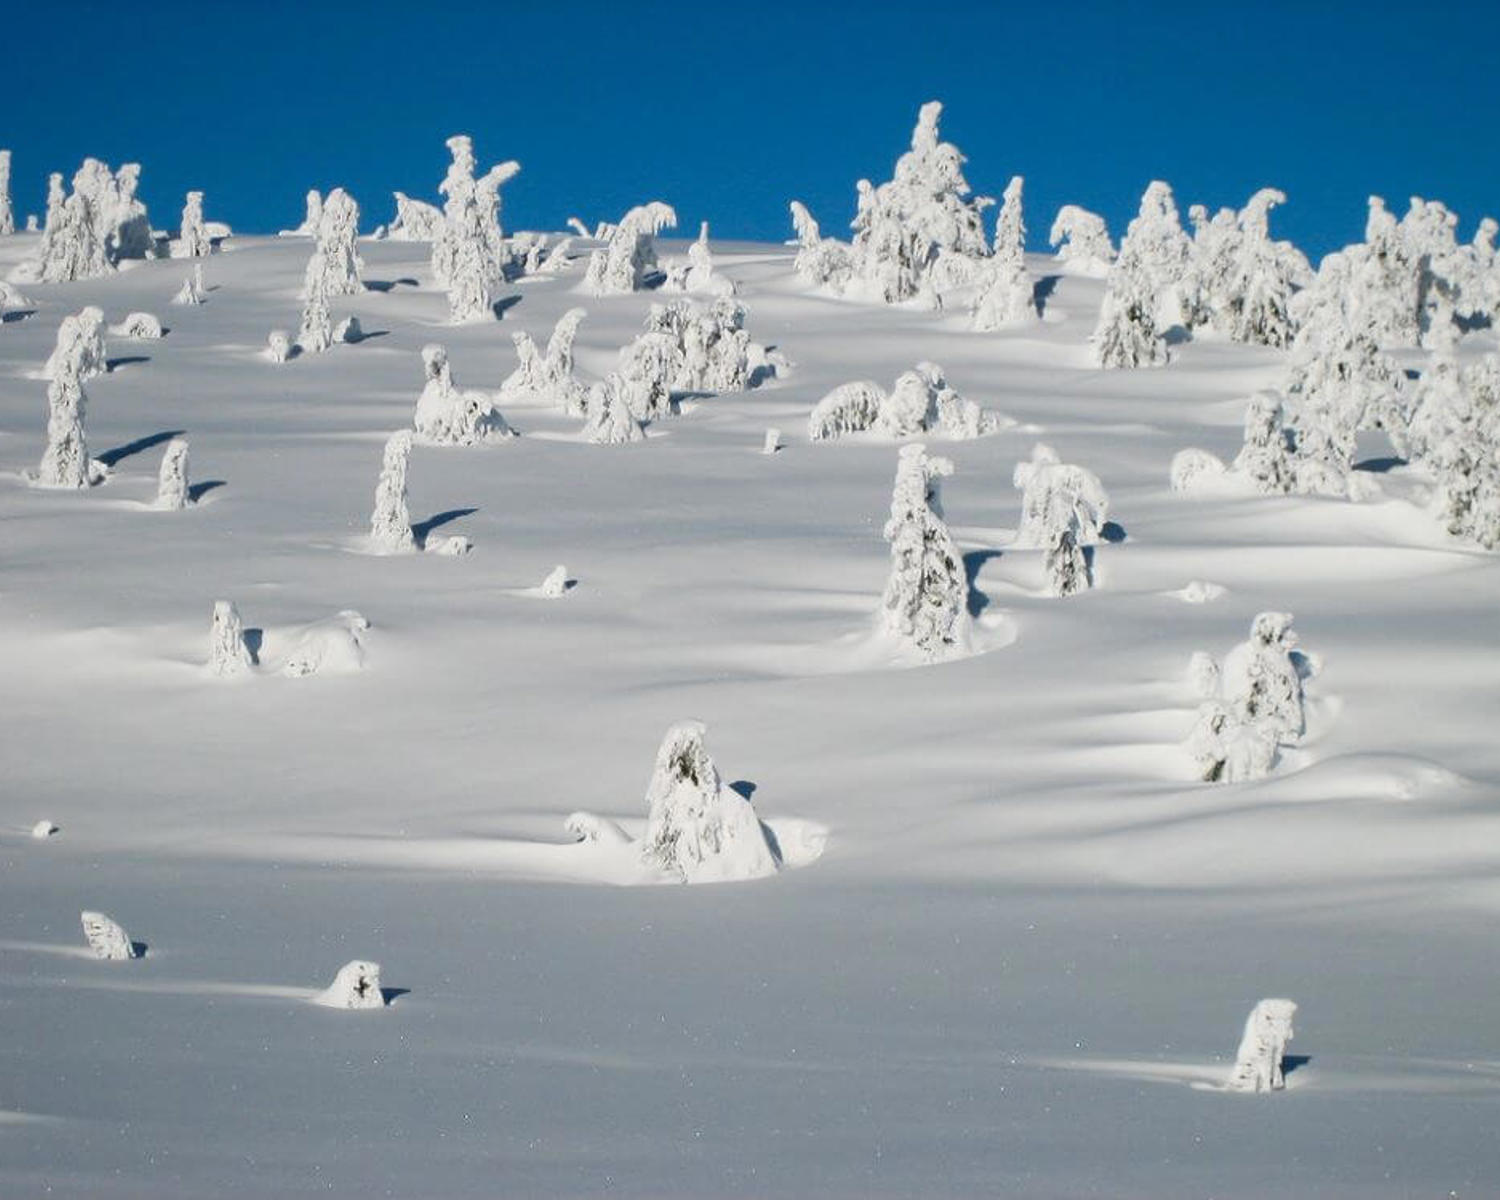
left=2, top=229, right=1498, bottom=1197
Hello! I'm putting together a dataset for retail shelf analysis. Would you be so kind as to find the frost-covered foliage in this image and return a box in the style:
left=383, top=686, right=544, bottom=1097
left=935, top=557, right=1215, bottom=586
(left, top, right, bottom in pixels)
left=663, top=221, right=734, bottom=296
left=0, top=278, right=31, bottom=316
left=972, top=176, right=1034, bottom=329
left=111, top=311, right=163, bottom=339
left=646, top=296, right=771, bottom=395
left=35, top=321, right=100, bottom=490
left=1227, top=999, right=1297, bottom=1093
left=24, top=158, right=152, bottom=282
left=1230, top=391, right=1296, bottom=493
left=306, top=187, right=363, bottom=298
left=1091, top=233, right=1168, bottom=368
left=387, top=191, right=444, bottom=241
left=208, top=600, right=255, bottom=677
left=582, top=201, right=677, bottom=295
left=314, top=960, right=386, bottom=1009
left=639, top=720, right=779, bottom=884
left=44, top=307, right=107, bottom=382
left=499, top=308, right=589, bottom=414
left=1404, top=349, right=1500, bottom=548
left=81, top=911, right=137, bottom=960
left=296, top=266, right=331, bottom=353
left=0, top=149, right=13, bottom=236
left=1186, top=613, right=1313, bottom=782
left=1012, top=443, right=1110, bottom=550
left=369, top=431, right=417, bottom=553
left=1048, top=204, right=1114, bottom=274
left=175, top=191, right=210, bottom=258
left=429, top=136, right=521, bottom=321
left=881, top=444, right=970, bottom=659
left=582, top=376, right=646, bottom=444
left=809, top=362, right=1004, bottom=442
left=155, top=438, right=191, bottom=510
left=1184, top=189, right=1309, bottom=348
left=287, top=189, right=322, bottom=236
left=412, top=344, right=514, bottom=445
left=173, top=264, right=206, bottom=306
left=790, top=101, right=995, bottom=305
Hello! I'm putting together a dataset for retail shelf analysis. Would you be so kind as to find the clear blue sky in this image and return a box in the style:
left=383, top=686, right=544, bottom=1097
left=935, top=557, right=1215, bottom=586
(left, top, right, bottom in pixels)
left=4, top=1, right=1495, bottom=262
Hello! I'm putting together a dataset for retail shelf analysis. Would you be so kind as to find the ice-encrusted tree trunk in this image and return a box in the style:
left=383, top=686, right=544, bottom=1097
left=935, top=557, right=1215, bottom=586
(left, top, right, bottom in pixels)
left=1226, top=999, right=1297, bottom=1093
left=881, top=444, right=971, bottom=658
left=582, top=201, right=677, bottom=295
left=0, top=149, right=14, bottom=236
left=1048, top=204, right=1114, bottom=274
left=639, top=720, right=778, bottom=883
left=177, top=191, right=210, bottom=258
left=155, top=438, right=191, bottom=510
left=208, top=600, right=254, bottom=677
left=369, top=431, right=417, bottom=553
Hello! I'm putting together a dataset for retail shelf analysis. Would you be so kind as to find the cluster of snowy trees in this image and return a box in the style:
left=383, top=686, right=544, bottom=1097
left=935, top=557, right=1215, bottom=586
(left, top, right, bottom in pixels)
left=431, top=135, right=521, bottom=322
left=808, top=362, right=1005, bottom=441
left=269, top=188, right=364, bottom=358
left=412, top=343, right=514, bottom=446
left=1184, top=612, right=1315, bottom=783
left=16, top=158, right=153, bottom=282
left=1012, top=444, right=1110, bottom=597
left=661, top=222, right=734, bottom=296
left=498, top=307, right=589, bottom=414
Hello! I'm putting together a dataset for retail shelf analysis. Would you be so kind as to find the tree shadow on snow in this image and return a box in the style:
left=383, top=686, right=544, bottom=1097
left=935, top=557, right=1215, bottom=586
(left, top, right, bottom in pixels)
left=130, top=941, right=149, bottom=958
left=380, top=987, right=410, bottom=1005
left=345, top=328, right=389, bottom=345
left=1163, top=325, right=1192, bottom=347
left=962, top=549, right=1002, bottom=616
left=1282, top=1054, right=1312, bottom=1078
left=491, top=295, right=522, bottom=320
left=106, top=355, right=151, bottom=372
left=1099, top=521, right=1127, bottom=543
left=188, top=480, right=226, bottom=502
left=1354, top=455, right=1407, bottom=474
left=729, top=780, right=756, bottom=801
left=412, top=507, right=477, bottom=546
left=1, top=309, right=36, bottom=324
left=363, top=278, right=419, bottom=293
left=242, top=628, right=263, bottom=665
left=1032, top=274, right=1061, bottom=317
left=96, top=430, right=185, bottom=468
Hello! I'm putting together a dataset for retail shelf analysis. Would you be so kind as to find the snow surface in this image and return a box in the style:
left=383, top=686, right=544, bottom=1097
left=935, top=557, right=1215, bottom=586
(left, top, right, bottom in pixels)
left=2, top=230, right=1499, bottom=1196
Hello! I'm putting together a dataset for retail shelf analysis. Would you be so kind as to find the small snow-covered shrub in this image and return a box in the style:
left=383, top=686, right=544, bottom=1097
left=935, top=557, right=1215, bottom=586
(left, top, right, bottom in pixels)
left=762, top=428, right=782, bottom=455
left=155, top=438, right=191, bottom=510
left=32, top=819, right=59, bottom=839
left=499, top=307, right=589, bottom=414
left=81, top=911, right=137, bottom=960
left=388, top=191, right=443, bottom=241
left=369, top=431, right=417, bottom=553
left=882, top=444, right=970, bottom=659
left=582, top=201, right=676, bottom=295
left=175, top=191, right=210, bottom=258
left=208, top=600, right=254, bottom=677
left=279, top=611, right=370, bottom=677
left=314, top=960, right=386, bottom=1009
left=267, top=330, right=293, bottom=363
left=413, top=344, right=514, bottom=445
left=1226, top=999, right=1297, bottom=1093
left=639, top=720, right=779, bottom=884
left=111, top=311, right=163, bottom=339
left=1012, top=444, right=1110, bottom=549
left=173, top=264, right=206, bottom=306
left=1169, top=448, right=1227, bottom=493
left=1049, top=204, right=1114, bottom=274
left=583, top=377, right=646, bottom=444
left=809, top=363, right=1003, bottom=442
left=663, top=222, right=734, bottom=295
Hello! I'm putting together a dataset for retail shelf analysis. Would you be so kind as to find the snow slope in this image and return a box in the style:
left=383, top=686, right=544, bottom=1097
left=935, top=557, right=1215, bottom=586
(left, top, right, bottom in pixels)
left=1, top=230, right=1498, bottom=1196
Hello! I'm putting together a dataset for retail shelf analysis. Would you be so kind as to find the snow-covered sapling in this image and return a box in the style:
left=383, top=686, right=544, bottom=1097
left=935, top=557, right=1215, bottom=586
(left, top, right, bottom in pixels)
left=155, top=438, right=191, bottom=510
left=314, top=187, right=363, bottom=296
left=369, top=431, right=417, bottom=553
left=1012, top=444, right=1110, bottom=549
left=971, top=176, right=1034, bottom=330
left=1222, top=611, right=1307, bottom=743
left=313, top=960, right=386, bottom=1009
left=762, top=428, right=782, bottom=454
left=208, top=600, right=254, bottom=677
left=639, top=720, right=779, bottom=884
left=1231, top=391, right=1295, bottom=493
left=267, top=331, right=292, bottom=363
left=1226, top=998, right=1297, bottom=1093
left=499, top=308, right=589, bottom=414
left=1049, top=205, right=1114, bottom=274
left=881, top=444, right=971, bottom=658
left=1042, top=509, right=1090, bottom=597
left=81, top=911, right=137, bottom=960
left=1169, top=447, right=1228, bottom=493
left=111, top=311, right=164, bottom=339
left=809, top=364, right=1002, bottom=442
left=582, top=201, right=677, bottom=295
left=582, top=378, right=646, bottom=444
left=412, top=344, right=514, bottom=445
left=35, top=350, right=97, bottom=490
left=44, top=307, right=107, bottom=382
left=176, top=191, right=210, bottom=258
left=540, top=565, right=569, bottom=597
left=173, top=264, right=206, bottom=306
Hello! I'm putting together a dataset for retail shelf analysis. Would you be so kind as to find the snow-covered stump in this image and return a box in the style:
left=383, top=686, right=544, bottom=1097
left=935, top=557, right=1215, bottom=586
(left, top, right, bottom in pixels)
left=81, top=911, right=137, bottom=960
left=540, top=565, right=569, bottom=597
left=369, top=431, right=417, bottom=553
left=155, top=438, right=191, bottom=510
left=207, top=600, right=254, bottom=677
left=762, top=428, right=782, bottom=455
left=313, top=960, right=386, bottom=1009
left=173, top=264, right=206, bottom=306
left=412, top=344, right=514, bottom=445
left=881, top=444, right=971, bottom=659
left=175, top=190, right=210, bottom=258
left=1226, top=999, right=1297, bottom=1093
left=639, top=721, right=779, bottom=884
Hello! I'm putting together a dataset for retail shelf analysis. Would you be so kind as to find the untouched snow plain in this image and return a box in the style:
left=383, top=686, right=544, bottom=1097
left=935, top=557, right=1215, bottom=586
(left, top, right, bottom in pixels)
left=2, top=227, right=1498, bottom=1197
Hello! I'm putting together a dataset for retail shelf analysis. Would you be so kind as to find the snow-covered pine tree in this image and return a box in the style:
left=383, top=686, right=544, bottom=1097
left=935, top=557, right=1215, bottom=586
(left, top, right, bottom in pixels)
left=36, top=364, right=93, bottom=489
left=314, top=187, right=363, bottom=296
left=582, top=201, right=677, bottom=295
left=499, top=308, right=589, bottom=414
left=369, top=431, right=417, bottom=553
left=639, top=720, right=779, bottom=884
left=881, top=443, right=971, bottom=658
left=1012, top=444, right=1110, bottom=549
left=1042, top=507, right=1090, bottom=597
left=388, top=191, right=444, bottom=241
left=1091, top=236, right=1167, bottom=368
left=208, top=600, right=254, bottom=677
left=155, top=438, right=191, bottom=510
left=582, top=376, right=646, bottom=444
left=972, top=176, right=1034, bottom=330
left=1048, top=204, right=1114, bottom=274
left=1232, top=391, right=1296, bottom=493
left=176, top=191, right=210, bottom=258
left=44, top=307, right=107, bottom=382
left=80, top=911, right=137, bottom=960
left=1222, top=612, right=1307, bottom=743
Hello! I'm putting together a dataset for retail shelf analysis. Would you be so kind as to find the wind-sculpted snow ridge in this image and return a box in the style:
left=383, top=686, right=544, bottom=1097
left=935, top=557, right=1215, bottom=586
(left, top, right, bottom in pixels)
left=808, top=361, right=1008, bottom=442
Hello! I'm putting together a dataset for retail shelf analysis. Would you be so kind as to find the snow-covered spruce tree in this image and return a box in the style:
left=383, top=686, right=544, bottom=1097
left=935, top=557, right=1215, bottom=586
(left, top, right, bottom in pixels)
left=1227, top=999, right=1297, bottom=1093
left=1091, top=238, right=1167, bottom=368
left=293, top=189, right=322, bottom=235
left=639, top=720, right=779, bottom=884
left=881, top=444, right=971, bottom=659
left=35, top=192, right=107, bottom=282
left=1185, top=700, right=1233, bottom=782
left=103, top=162, right=152, bottom=262
left=1012, top=443, right=1110, bottom=549
left=81, top=911, right=137, bottom=960
left=176, top=191, right=210, bottom=258
left=611, top=330, right=681, bottom=420
left=315, top=960, right=386, bottom=1009
left=808, top=364, right=1002, bottom=442
left=44, top=306, right=107, bottom=382
left=1042, top=505, right=1090, bottom=597
left=1349, top=195, right=1421, bottom=347
left=1222, top=611, right=1307, bottom=744
left=582, top=201, right=677, bottom=295
left=430, top=139, right=518, bottom=321
left=208, top=600, right=254, bottom=677
left=388, top=191, right=444, bottom=241
left=36, top=360, right=95, bottom=489
left=155, top=438, right=191, bottom=510
left=0, top=149, right=13, bottom=236
left=582, top=376, right=646, bottom=444
left=312, top=187, right=363, bottom=297
left=412, top=344, right=514, bottom=445
left=1214, top=188, right=1308, bottom=348
left=808, top=380, right=886, bottom=441
left=1411, top=351, right=1500, bottom=548
left=1280, top=332, right=1406, bottom=496
left=1124, top=179, right=1192, bottom=327
left=369, top=431, right=417, bottom=553
left=1231, top=391, right=1296, bottom=493
left=684, top=221, right=731, bottom=294
left=111, top=311, right=164, bottom=339
left=972, top=175, right=1035, bottom=330
left=296, top=264, right=333, bottom=354
left=1048, top=204, right=1114, bottom=275
left=499, top=308, right=589, bottom=414
left=788, top=200, right=854, bottom=290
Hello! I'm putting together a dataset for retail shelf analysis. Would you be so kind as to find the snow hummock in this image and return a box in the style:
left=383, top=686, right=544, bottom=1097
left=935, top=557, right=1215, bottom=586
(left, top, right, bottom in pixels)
left=312, top=960, right=386, bottom=1010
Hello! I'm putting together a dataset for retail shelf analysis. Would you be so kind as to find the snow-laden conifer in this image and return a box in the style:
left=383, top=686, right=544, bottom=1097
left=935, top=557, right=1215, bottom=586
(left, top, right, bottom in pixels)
left=582, top=201, right=677, bottom=295
left=412, top=344, right=513, bottom=445
left=369, top=431, right=417, bottom=553
left=881, top=444, right=970, bottom=659
left=173, top=264, right=206, bottom=306
left=208, top=600, right=254, bottom=677
left=1221, top=612, right=1307, bottom=744
left=0, top=149, right=13, bottom=236
left=1012, top=444, right=1110, bottom=549
left=314, top=960, right=386, bottom=1009
left=387, top=191, right=444, bottom=241
left=809, top=363, right=1003, bottom=442
left=175, top=191, right=210, bottom=258
left=971, top=176, right=1034, bottom=330
left=44, top=307, right=107, bottom=382
left=111, top=311, right=164, bottom=339
left=540, top=565, right=569, bottom=598
left=583, top=377, right=646, bottom=444
left=499, top=308, right=589, bottom=414
left=639, top=720, right=779, bottom=884
left=1091, top=236, right=1167, bottom=368
left=35, top=345, right=96, bottom=490
left=1226, top=999, right=1297, bottom=1093
left=155, top=438, right=191, bottom=510
left=1048, top=205, right=1114, bottom=274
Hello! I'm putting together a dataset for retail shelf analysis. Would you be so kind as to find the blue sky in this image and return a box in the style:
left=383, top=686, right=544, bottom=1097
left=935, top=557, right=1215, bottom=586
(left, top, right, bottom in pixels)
left=4, top=1, right=1495, bottom=261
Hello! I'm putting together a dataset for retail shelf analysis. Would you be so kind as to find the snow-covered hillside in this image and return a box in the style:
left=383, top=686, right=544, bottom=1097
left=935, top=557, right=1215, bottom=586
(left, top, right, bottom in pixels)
left=2, top=201, right=1498, bottom=1194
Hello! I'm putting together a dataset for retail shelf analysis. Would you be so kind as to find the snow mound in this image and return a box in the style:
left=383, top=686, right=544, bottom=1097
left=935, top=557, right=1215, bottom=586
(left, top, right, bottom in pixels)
left=312, top=960, right=386, bottom=1009
left=276, top=611, right=370, bottom=678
